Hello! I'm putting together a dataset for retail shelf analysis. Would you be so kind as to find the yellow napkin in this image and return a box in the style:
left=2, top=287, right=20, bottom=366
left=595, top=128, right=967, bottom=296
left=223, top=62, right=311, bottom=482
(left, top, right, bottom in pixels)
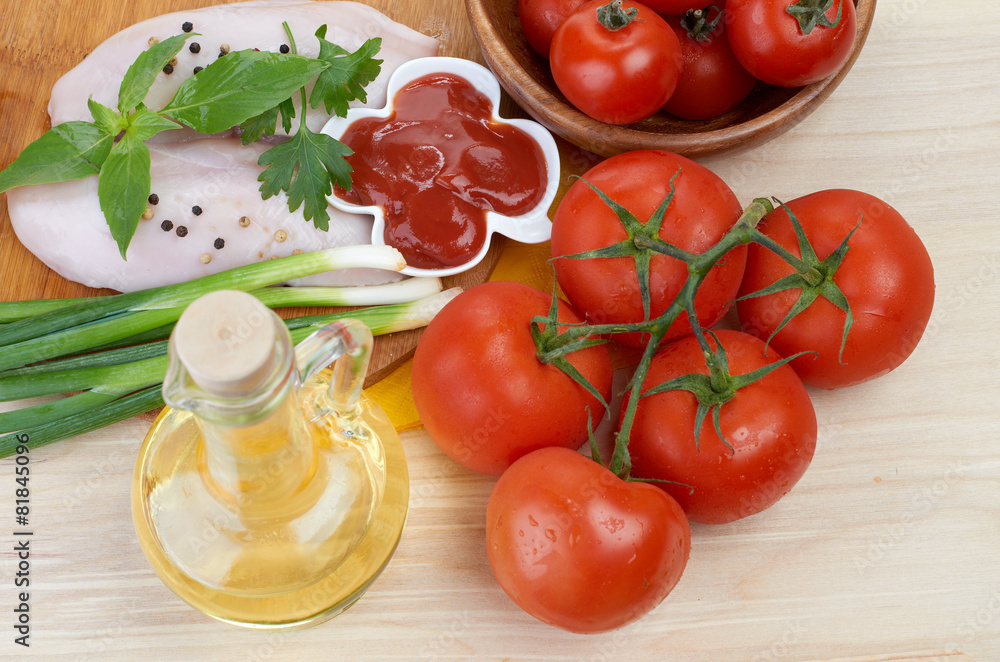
left=370, top=240, right=555, bottom=432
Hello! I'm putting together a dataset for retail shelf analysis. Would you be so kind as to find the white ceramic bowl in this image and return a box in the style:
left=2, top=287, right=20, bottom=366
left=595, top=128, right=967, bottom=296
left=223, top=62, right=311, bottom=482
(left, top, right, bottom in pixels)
left=322, top=56, right=561, bottom=277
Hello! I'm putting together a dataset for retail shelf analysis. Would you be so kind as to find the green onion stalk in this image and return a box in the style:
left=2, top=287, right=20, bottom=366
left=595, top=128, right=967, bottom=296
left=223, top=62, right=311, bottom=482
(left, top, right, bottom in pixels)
left=0, top=289, right=459, bottom=455
left=0, top=246, right=460, bottom=457
left=0, top=245, right=408, bottom=371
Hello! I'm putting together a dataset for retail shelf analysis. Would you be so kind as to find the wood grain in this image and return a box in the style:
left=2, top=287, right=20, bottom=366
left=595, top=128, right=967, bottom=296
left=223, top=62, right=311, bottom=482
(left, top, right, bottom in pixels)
left=1, top=0, right=999, bottom=660
left=813, top=654, right=974, bottom=662
left=466, top=0, right=876, bottom=158
left=0, top=0, right=517, bottom=388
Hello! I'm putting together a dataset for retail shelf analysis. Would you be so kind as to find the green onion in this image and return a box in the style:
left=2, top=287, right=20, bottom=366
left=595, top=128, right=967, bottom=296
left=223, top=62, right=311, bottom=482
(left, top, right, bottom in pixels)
left=0, top=386, right=163, bottom=457
left=0, top=295, right=107, bottom=323
left=87, top=323, right=177, bottom=352
left=0, top=308, right=179, bottom=373
left=0, top=390, right=122, bottom=435
left=0, top=246, right=408, bottom=372
left=0, top=355, right=166, bottom=403
left=0, top=288, right=460, bottom=452
left=0, top=276, right=442, bottom=325
left=0, top=277, right=443, bottom=377
left=0, top=244, right=406, bottom=348
left=0, top=339, right=170, bottom=378
left=251, top=277, right=443, bottom=308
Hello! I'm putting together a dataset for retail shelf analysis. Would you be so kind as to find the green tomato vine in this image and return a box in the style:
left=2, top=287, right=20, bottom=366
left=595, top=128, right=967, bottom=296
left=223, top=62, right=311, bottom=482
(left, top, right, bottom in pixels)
left=531, top=170, right=860, bottom=480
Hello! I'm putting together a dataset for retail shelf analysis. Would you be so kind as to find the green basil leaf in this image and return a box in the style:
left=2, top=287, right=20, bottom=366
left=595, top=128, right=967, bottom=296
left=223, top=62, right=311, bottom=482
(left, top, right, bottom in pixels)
left=239, top=96, right=296, bottom=145
left=118, top=33, right=193, bottom=113
left=0, top=121, right=113, bottom=193
left=98, top=132, right=151, bottom=259
left=88, top=98, right=126, bottom=136
left=240, top=106, right=281, bottom=145
left=127, top=106, right=181, bottom=141
left=276, top=97, right=296, bottom=134
left=160, top=50, right=326, bottom=134
left=309, top=35, right=382, bottom=118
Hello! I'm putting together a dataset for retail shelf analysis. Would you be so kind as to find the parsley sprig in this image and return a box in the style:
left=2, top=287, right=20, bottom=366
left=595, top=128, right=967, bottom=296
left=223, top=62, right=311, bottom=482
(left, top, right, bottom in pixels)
left=0, top=25, right=381, bottom=257
left=252, top=23, right=382, bottom=232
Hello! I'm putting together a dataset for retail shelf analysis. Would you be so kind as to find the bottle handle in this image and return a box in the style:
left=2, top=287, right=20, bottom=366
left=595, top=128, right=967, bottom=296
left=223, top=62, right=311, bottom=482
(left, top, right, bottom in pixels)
left=294, top=319, right=373, bottom=416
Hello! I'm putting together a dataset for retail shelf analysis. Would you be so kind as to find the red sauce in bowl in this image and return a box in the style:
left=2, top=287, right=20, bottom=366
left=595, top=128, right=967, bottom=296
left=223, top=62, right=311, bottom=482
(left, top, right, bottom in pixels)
left=335, top=72, right=548, bottom=270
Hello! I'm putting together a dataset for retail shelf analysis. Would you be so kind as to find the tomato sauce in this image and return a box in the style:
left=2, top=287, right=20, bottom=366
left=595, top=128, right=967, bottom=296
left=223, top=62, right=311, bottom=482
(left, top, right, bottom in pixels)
left=335, top=72, right=548, bottom=270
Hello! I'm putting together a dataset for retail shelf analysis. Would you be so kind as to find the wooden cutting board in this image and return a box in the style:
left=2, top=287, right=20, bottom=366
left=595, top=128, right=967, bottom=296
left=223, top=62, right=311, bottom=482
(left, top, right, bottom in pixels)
left=0, top=0, right=524, bottom=386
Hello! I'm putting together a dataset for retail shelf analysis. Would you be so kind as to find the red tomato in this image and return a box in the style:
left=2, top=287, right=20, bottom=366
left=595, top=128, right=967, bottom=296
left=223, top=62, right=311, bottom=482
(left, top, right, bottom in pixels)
left=486, top=447, right=691, bottom=633
left=736, top=189, right=935, bottom=389
left=518, top=0, right=588, bottom=58
left=624, top=330, right=817, bottom=524
left=641, top=0, right=712, bottom=11
left=550, top=149, right=746, bottom=348
left=726, top=0, right=858, bottom=87
left=549, top=0, right=683, bottom=124
left=411, top=281, right=613, bottom=476
left=662, top=4, right=758, bottom=120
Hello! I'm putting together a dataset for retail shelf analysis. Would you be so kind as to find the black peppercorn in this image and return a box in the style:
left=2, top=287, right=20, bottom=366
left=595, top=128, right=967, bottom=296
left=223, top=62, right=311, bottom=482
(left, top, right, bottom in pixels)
left=162, top=63, right=174, bottom=75
left=279, top=44, right=290, bottom=54
left=160, top=220, right=173, bottom=232
left=189, top=42, right=201, bottom=54
left=182, top=21, right=193, bottom=33
left=148, top=193, right=159, bottom=205
left=176, top=225, right=188, bottom=237
left=214, top=238, right=225, bottom=250
left=193, top=66, right=203, bottom=74
left=192, top=205, right=203, bottom=216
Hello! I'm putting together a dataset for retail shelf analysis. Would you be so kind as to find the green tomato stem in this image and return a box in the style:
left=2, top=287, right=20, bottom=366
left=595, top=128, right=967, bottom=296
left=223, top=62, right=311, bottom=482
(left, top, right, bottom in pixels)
left=744, top=227, right=818, bottom=277
left=787, top=0, right=843, bottom=35
left=596, top=0, right=639, bottom=32
left=605, top=197, right=774, bottom=478
left=680, top=6, right=723, bottom=42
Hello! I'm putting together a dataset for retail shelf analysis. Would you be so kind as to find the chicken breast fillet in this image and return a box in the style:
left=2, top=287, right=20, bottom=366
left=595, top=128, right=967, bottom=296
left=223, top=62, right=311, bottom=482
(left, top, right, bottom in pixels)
left=49, top=0, right=438, bottom=138
left=7, top=0, right=439, bottom=292
left=8, top=139, right=402, bottom=292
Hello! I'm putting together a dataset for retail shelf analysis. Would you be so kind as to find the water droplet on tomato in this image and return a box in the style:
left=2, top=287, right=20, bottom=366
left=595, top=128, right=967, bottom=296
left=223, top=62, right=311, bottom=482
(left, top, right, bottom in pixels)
left=544, top=529, right=557, bottom=542
left=528, top=515, right=538, bottom=526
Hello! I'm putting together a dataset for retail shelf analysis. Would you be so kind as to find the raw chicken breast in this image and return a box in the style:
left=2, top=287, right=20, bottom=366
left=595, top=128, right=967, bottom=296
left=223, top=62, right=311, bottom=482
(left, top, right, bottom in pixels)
left=6, top=139, right=403, bottom=292
left=8, top=0, right=440, bottom=292
left=49, top=0, right=439, bottom=137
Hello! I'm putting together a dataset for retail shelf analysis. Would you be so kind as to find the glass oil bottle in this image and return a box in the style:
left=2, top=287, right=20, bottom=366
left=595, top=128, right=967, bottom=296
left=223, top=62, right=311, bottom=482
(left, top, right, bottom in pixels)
left=131, top=290, right=409, bottom=628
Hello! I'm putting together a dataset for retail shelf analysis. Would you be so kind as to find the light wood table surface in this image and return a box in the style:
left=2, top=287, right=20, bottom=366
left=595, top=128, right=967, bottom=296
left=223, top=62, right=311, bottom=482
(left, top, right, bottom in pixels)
left=1, top=0, right=998, bottom=660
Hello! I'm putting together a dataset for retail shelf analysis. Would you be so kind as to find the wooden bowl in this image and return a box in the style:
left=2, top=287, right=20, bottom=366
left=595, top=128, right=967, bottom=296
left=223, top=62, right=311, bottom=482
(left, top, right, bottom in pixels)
left=464, top=0, right=876, bottom=158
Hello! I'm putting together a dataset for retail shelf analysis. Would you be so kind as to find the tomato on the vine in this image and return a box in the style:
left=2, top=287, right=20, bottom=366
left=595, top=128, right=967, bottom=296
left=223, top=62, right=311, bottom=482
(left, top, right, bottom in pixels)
left=641, top=0, right=712, bottom=11
left=623, top=330, right=817, bottom=524
left=411, top=281, right=613, bottom=476
left=550, top=149, right=746, bottom=348
left=486, top=447, right=691, bottom=633
left=518, top=0, right=588, bottom=58
left=662, top=3, right=758, bottom=120
left=736, top=189, right=935, bottom=389
left=726, top=0, right=858, bottom=87
left=549, top=0, right=682, bottom=125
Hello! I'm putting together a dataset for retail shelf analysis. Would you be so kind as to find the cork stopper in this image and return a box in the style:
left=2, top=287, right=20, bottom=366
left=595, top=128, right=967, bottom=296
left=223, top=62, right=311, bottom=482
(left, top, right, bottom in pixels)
left=173, top=290, right=278, bottom=397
